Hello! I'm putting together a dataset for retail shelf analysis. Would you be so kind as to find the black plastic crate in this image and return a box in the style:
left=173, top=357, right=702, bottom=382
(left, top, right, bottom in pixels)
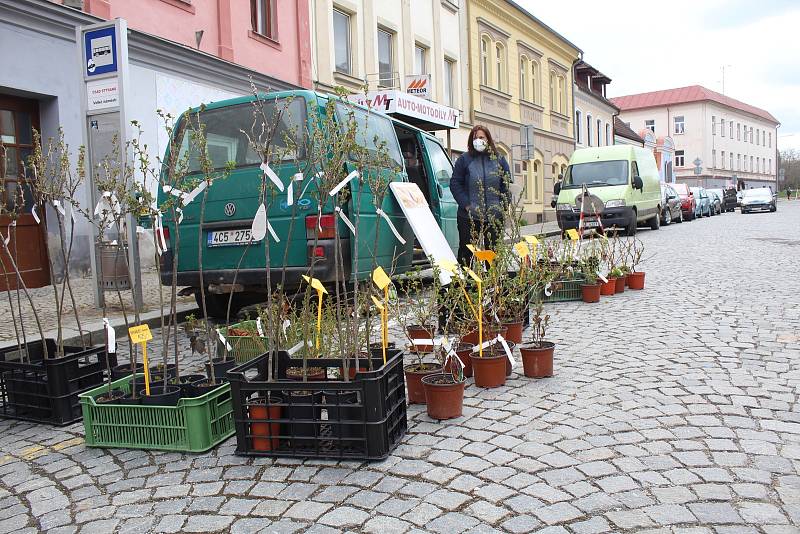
left=228, top=348, right=407, bottom=460
left=0, top=340, right=115, bottom=425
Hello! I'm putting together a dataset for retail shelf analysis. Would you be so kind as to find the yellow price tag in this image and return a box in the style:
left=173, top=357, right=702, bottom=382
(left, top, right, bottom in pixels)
left=566, top=229, right=580, bottom=241
left=437, top=259, right=458, bottom=274
left=524, top=235, right=539, bottom=246
left=372, top=267, right=391, bottom=290
left=302, top=275, right=328, bottom=295
left=464, top=267, right=482, bottom=284
left=473, top=249, right=497, bottom=264
left=466, top=244, right=477, bottom=253
left=370, top=295, right=384, bottom=310
left=128, top=324, right=153, bottom=344
left=514, top=242, right=530, bottom=258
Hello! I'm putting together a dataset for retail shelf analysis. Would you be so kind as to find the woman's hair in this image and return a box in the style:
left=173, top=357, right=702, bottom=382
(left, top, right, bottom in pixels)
left=467, top=125, right=499, bottom=156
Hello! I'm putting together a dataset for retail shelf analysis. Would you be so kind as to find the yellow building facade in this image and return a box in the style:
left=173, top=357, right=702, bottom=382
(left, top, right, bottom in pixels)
left=465, top=0, right=581, bottom=223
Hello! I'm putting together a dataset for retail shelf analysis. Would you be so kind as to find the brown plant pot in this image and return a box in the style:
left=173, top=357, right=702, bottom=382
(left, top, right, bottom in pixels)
left=455, top=343, right=474, bottom=378
left=422, top=374, right=466, bottom=420
left=615, top=276, right=626, bottom=294
left=403, top=363, right=442, bottom=404
left=406, top=324, right=435, bottom=353
left=462, top=324, right=508, bottom=346
left=600, top=278, right=617, bottom=296
left=581, top=283, right=602, bottom=303
left=519, top=342, right=555, bottom=378
left=249, top=396, right=282, bottom=452
left=502, top=320, right=524, bottom=344
left=469, top=353, right=507, bottom=388
left=627, top=272, right=645, bottom=290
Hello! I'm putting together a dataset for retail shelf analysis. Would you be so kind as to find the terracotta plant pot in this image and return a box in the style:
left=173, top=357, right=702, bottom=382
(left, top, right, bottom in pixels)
left=519, top=342, right=555, bottom=378
left=469, top=352, right=507, bottom=388
left=406, top=324, right=435, bottom=353
left=462, top=324, right=508, bottom=345
left=502, top=320, right=524, bottom=344
left=422, top=374, right=466, bottom=420
left=249, top=395, right=282, bottom=452
left=614, top=277, right=626, bottom=294
left=600, top=278, right=617, bottom=296
left=581, top=283, right=602, bottom=303
left=453, top=343, right=474, bottom=378
left=627, top=272, right=645, bottom=290
left=403, top=363, right=442, bottom=404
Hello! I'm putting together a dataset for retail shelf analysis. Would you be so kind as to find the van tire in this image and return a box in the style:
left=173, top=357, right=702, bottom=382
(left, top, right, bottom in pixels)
left=196, top=291, right=246, bottom=319
left=649, top=212, right=660, bottom=230
left=625, top=212, right=637, bottom=236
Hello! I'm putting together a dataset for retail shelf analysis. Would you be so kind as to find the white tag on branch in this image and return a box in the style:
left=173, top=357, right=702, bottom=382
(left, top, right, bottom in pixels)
left=376, top=208, right=407, bottom=245
left=163, top=184, right=185, bottom=199
left=217, top=330, right=232, bottom=351
left=267, top=220, right=279, bottom=242
left=498, top=334, right=515, bottom=367
left=31, top=205, right=40, bottom=224
left=136, top=225, right=146, bottom=234
left=181, top=179, right=207, bottom=206
left=329, top=170, right=359, bottom=197
left=103, top=317, right=116, bottom=354
left=1, top=230, right=9, bottom=247
left=287, top=173, right=303, bottom=206
left=472, top=336, right=499, bottom=352
left=449, top=350, right=465, bottom=370
left=251, top=203, right=268, bottom=242
left=155, top=212, right=167, bottom=254
left=176, top=207, right=184, bottom=224
left=70, top=205, right=77, bottom=223
left=335, top=207, right=355, bottom=235
left=256, top=317, right=265, bottom=337
left=598, top=273, right=608, bottom=284
left=288, top=341, right=310, bottom=356
left=543, top=282, right=554, bottom=297
left=260, top=162, right=285, bottom=192
left=411, top=338, right=434, bottom=346
left=52, top=199, right=66, bottom=217
left=282, top=319, right=290, bottom=334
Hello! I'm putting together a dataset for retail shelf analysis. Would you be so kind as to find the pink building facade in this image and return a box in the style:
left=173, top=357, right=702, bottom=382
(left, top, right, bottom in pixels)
left=57, top=0, right=312, bottom=88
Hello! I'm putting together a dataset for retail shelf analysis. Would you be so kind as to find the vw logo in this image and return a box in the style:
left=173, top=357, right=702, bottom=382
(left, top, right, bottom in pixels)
left=223, top=202, right=236, bottom=217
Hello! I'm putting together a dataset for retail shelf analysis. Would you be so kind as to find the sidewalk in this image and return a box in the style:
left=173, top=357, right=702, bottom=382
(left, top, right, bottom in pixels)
left=0, top=268, right=196, bottom=346
left=518, top=219, right=561, bottom=238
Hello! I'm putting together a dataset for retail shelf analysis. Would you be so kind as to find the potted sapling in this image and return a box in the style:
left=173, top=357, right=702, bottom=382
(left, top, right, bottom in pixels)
left=519, top=302, right=554, bottom=378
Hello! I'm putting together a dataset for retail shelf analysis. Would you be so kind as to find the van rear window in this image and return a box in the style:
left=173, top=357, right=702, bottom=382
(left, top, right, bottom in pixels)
left=334, top=103, right=403, bottom=169
left=175, top=97, right=306, bottom=175
left=564, top=160, right=629, bottom=188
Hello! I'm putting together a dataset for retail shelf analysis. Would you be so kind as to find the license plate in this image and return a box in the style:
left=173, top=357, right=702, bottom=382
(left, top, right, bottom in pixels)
left=583, top=219, right=600, bottom=228
left=207, top=228, right=257, bottom=246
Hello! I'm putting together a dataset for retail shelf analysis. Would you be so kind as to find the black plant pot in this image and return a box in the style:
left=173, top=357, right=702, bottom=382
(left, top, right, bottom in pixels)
left=116, top=392, right=141, bottom=405
left=190, top=378, right=227, bottom=398
left=111, top=362, right=145, bottom=380
left=95, top=388, right=126, bottom=404
left=206, top=358, right=237, bottom=381
left=323, top=390, right=363, bottom=441
left=139, top=385, right=181, bottom=407
left=149, top=363, right=177, bottom=383
left=177, top=374, right=207, bottom=397
left=284, top=390, right=324, bottom=448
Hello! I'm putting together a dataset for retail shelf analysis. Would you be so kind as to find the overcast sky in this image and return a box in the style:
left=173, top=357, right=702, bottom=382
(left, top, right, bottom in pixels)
left=517, top=0, right=800, bottom=151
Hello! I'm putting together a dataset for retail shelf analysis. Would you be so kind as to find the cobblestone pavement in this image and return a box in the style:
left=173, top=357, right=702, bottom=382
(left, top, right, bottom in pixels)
left=1, top=201, right=800, bottom=533
left=0, top=268, right=194, bottom=343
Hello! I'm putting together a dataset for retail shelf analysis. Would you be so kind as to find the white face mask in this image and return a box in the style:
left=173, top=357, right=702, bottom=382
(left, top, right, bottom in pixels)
left=472, top=138, right=487, bottom=152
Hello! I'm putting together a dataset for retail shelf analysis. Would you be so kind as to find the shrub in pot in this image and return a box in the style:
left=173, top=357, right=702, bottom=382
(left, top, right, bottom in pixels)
left=519, top=303, right=555, bottom=378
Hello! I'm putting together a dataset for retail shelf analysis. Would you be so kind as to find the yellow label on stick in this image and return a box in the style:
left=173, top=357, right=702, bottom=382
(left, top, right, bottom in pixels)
left=566, top=229, right=580, bottom=241
left=372, top=266, right=391, bottom=290
left=464, top=267, right=482, bottom=284
left=514, top=242, right=530, bottom=258
left=473, top=249, right=497, bottom=264
left=524, top=235, right=539, bottom=246
left=302, top=275, right=328, bottom=295
left=370, top=295, right=384, bottom=310
left=466, top=244, right=477, bottom=253
left=128, top=324, right=153, bottom=344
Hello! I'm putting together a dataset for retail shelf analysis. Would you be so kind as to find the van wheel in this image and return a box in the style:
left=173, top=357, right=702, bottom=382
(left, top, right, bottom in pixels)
left=663, top=208, right=671, bottom=226
left=195, top=291, right=259, bottom=319
left=649, top=213, right=660, bottom=230
left=625, top=213, right=637, bottom=236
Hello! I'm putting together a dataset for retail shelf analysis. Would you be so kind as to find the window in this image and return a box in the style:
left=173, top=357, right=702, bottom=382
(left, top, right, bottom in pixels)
left=712, top=149, right=716, bottom=168
left=533, top=160, right=541, bottom=200
left=720, top=118, right=725, bottom=137
left=521, top=161, right=530, bottom=201
left=750, top=127, right=753, bottom=143
left=712, top=115, right=716, bottom=135
left=605, top=123, right=611, bottom=146
left=750, top=155, right=754, bottom=171
left=645, top=119, right=655, bottom=133
left=596, top=118, right=602, bottom=146
left=737, top=154, right=740, bottom=170
left=519, top=56, right=529, bottom=101
left=737, top=123, right=741, bottom=140
left=575, top=110, right=582, bottom=144
left=414, top=44, right=426, bottom=75
left=720, top=151, right=725, bottom=169
left=423, top=137, right=454, bottom=187
left=333, top=9, right=351, bottom=74
left=729, top=152, right=733, bottom=170
left=480, top=35, right=491, bottom=86
left=552, top=162, right=558, bottom=178
left=495, top=43, right=506, bottom=92
left=729, top=121, right=733, bottom=138
left=674, top=115, right=685, bottom=134
left=675, top=150, right=685, bottom=167
left=586, top=114, right=592, bottom=147
left=443, top=59, right=455, bottom=107
left=769, top=132, right=772, bottom=148
left=531, top=60, right=540, bottom=103
left=335, top=103, right=403, bottom=168
left=251, top=0, right=277, bottom=39
left=559, top=75, right=567, bottom=114
left=564, top=160, right=629, bottom=187
left=762, top=130, right=765, bottom=146
left=769, top=158, right=772, bottom=173
left=756, top=128, right=760, bottom=145
left=377, top=29, right=393, bottom=87
left=549, top=71, right=555, bottom=112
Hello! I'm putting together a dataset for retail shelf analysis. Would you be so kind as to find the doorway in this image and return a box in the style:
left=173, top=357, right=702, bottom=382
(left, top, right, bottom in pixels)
left=0, top=95, right=49, bottom=290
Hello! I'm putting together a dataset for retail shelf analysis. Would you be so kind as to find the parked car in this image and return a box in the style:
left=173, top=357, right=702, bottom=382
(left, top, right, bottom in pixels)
left=660, top=182, right=683, bottom=225
left=717, top=187, right=737, bottom=212
left=740, top=188, right=777, bottom=213
left=690, top=186, right=711, bottom=218
left=736, top=190, right=745, bottom=207
left=706, top=189, right=722, bottom=215
left=671, top=182, right=697, bottom=221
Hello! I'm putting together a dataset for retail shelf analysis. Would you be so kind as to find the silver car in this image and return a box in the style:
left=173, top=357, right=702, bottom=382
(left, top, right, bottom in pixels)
left=689, top=187, right=711, bottom=218
left=706, top=190, right=722, bottom=215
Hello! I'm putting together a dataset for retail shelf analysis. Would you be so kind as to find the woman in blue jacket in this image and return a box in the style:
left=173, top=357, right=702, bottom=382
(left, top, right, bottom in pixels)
left=450, top=125, right=511, bottom=264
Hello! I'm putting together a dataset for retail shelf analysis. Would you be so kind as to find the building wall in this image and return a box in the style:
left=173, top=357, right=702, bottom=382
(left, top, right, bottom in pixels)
left=54, top=0, right=312, bottom=88
left=467, top=0, right=580, bottom=223
left=619, top=102, right=778, bottom=189
left=574, top=89, right=615, bottom=149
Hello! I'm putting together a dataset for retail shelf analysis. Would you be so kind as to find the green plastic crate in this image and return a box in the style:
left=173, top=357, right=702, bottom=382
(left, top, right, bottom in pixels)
left=218, top=320, right=269, bottom=362
left=542, top=278, right=585, bottom=303
left=79, top=374, right=234, bottom=453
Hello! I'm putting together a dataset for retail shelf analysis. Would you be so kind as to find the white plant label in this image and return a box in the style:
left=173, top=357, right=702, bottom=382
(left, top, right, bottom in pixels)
left=287, top=173, right=304, bottom=206
left=52, top=199, right=66, bottom=217
left=544, top=282, right=553, bottom=297
left=473, top=336, right=499, bottom=352
left=329, top=170, right=359, bottom=197
left=376, top=208, right=407, bottom=244
left=217, top=330, right=232, bottom=351
left=155, top=212, right=167, bottom=254
left=282, top=319, right=290, bottom=334
left=176, top=207, right=184, bottom=225
left=288, top=341, right=310, bottom=356
left=335, top=207, right=355, bottom=235
left=260, top=162, right=285, bottom=192
left=498, top=335, right=515, bottom=368
left=598, top=273, right=608, bottom=284
left=103, top=317, right=116, bottom=353
left=181, top=179, right=207, bottom=207
left=411, top=338, right=434, bottom=346
left=256, top=317, right=264, bottom=337
left=31, top=205, right=40, bottom=224
left=267, top=220, right=279, bottom=242
left=251, top=203, right=268, bottom=241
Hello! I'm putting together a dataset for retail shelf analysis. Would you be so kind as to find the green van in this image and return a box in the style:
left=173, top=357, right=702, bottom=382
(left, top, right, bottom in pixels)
left=554, top=145, right=662, bottom=236
left=157, top=90, right=459, bottom=316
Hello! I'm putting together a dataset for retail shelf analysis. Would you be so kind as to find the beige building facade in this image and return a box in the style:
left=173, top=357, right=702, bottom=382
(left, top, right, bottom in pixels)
left=614, top=86, right=779, bottom=190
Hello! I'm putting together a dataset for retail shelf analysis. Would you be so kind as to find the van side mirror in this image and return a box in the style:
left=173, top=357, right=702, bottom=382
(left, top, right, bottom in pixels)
left=553, top=182, right=561, bottom=195
left=633, top=176, right=643, bottom=190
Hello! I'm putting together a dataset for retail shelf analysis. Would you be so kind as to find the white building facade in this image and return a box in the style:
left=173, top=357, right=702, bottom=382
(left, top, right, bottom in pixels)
left=573, top=61, right=617, bottom=150
left=613, top=86, right=779, bottom=190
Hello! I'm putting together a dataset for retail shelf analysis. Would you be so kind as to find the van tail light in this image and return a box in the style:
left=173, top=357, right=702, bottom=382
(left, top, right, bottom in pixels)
left=306, top=214, right=336, bottom=240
